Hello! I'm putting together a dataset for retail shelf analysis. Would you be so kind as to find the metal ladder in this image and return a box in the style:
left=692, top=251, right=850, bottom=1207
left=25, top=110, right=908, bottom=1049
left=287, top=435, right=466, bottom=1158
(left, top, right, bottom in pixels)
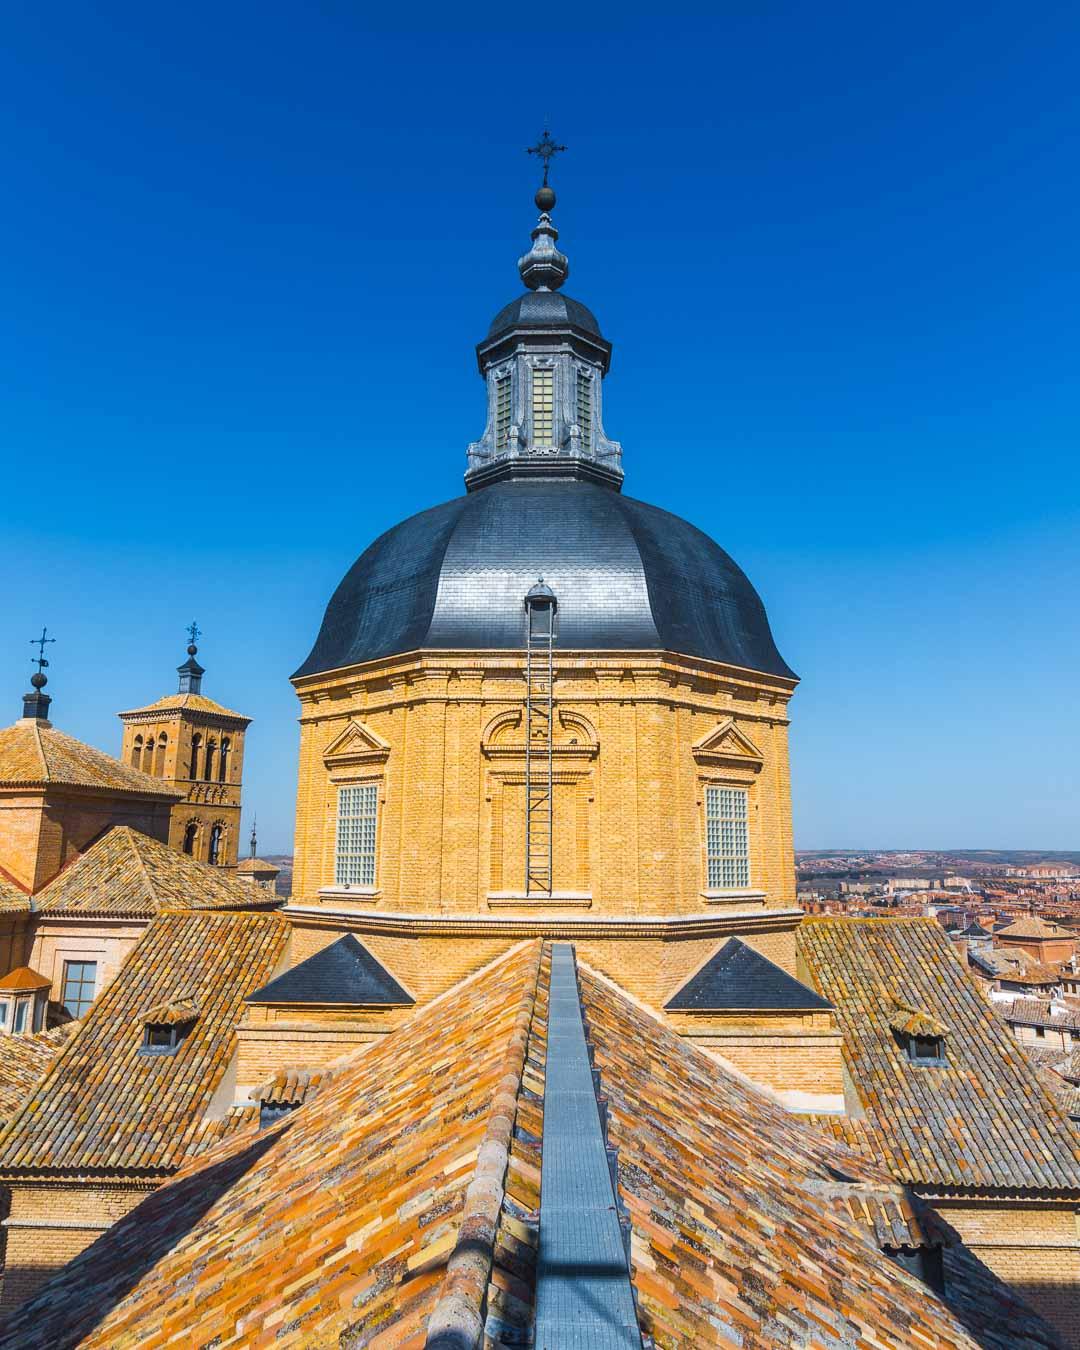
left=525, top=580, right=556, bottom=895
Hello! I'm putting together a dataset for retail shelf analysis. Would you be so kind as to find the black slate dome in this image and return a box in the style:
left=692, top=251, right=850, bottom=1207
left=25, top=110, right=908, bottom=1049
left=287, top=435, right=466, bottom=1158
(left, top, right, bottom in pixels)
left=294, top=478, right=795, bottom=680
left=487, top=291, right=602, bottom=339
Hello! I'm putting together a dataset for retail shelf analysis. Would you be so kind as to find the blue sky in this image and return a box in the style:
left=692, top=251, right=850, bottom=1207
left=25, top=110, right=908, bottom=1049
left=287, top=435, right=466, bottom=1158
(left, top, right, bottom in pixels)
left=2, top=3, right=1078, bottom=853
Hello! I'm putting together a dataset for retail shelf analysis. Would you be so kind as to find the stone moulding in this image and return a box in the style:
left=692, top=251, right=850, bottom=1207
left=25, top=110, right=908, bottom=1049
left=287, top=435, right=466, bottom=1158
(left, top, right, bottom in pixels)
left=283, top=904, right=803, bottom=940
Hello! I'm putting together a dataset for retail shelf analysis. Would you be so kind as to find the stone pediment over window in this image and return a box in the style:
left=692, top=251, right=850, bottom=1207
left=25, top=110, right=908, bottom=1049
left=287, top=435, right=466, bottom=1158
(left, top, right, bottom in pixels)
left=482, top=708, right=598, bottom=759
left=692, top=718, right=764, bottom=771
left=322, top=719, right=391, bottom=771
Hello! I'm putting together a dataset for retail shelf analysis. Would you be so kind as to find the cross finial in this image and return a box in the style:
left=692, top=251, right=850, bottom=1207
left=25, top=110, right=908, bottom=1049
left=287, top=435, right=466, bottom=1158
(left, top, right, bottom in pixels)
left=186, top=620, right=201, bottom=651
left=250, top=816, right=257, bottom=860
left=30, top=626, right=55, bottom=676
left=526, top=129, right=567, bottom=188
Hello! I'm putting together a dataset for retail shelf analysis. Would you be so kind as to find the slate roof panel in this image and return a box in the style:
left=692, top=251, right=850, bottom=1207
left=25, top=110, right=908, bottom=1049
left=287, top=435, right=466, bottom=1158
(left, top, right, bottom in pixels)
left=35, top=826, right=275, bottom=917
left=246, top=933, right=413, bottom=1006
left=665, top=936, right=832, bottom=1011
left=0, top=910, right=288, bottom=1174
left=799, top=918, right=1080, bottom=1191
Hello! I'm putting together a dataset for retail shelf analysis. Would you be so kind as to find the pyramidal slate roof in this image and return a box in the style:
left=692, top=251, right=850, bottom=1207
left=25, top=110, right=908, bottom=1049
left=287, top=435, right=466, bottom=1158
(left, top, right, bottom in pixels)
left=665, top=937, right=833, bottom=1012
left=245, top=934, right=414, bottom=1007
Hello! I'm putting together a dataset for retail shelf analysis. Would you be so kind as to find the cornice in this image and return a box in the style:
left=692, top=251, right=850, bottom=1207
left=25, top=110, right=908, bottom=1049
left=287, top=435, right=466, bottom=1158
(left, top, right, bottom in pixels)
left=281, top=904, right=803, bottom=941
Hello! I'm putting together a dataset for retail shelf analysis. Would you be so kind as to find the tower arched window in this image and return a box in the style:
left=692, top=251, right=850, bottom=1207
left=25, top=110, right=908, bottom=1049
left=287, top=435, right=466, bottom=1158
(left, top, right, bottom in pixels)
left=218, top=737, right=231, bottom=783
left=182, top=821, right=198, bottom=856
left=131, top=735, right=143, bottom=768
left=208, top=824, right=223, bottom=866
left=203, top=739, right=217, bottom=782
left=141, top=737, right=155, bottom=774
left=189, top=734, right=202, bottom=780
left=154, top=733, right=167, bottom=776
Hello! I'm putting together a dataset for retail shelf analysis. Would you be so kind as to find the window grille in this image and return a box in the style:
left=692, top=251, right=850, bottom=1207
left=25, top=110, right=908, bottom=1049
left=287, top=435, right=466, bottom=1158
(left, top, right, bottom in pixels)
left=532, top=368, right=554, bottom=447
left=576, top=369, right=592, bottom=447
left=61, top=960, right=97, bottom=1019
left=705, top=786, right=749, bottom=888
left=336, top=784, right=378, bottom=887
left=495, top=373, right=512, bottom=449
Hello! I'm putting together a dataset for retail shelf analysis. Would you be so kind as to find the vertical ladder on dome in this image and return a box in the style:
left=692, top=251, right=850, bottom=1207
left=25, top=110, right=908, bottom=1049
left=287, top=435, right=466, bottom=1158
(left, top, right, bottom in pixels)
left=525, top=579, right=557, bottom=896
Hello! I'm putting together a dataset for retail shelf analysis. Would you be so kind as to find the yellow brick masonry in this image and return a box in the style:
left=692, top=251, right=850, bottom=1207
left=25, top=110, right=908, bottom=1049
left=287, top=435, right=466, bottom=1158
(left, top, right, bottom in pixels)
left=291, top=648, right=796, bottom=915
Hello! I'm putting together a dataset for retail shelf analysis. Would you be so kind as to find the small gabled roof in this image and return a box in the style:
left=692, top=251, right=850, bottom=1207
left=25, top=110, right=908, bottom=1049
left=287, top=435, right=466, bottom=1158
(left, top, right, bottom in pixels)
left=665, top=937, right=832, bottom=1012
left=997, top=916, right=1076, bottom=941
left=0, top=721, right=182, bottom=799
left=35, top=826, right=275, bottom=917
left=245, top=934, right=413, bottom=1007
left=958, top=920, right=992, bottom=938
left=0, top=967, right=50, bottom=994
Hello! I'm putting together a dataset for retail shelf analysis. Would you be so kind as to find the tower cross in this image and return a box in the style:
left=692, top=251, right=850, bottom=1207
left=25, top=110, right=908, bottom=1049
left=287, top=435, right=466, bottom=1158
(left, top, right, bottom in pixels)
left=186, top=620, right=201, bottom=649
left=526, top=129, right=567, bottom=187
left=30, top=626, right=55, bottom=675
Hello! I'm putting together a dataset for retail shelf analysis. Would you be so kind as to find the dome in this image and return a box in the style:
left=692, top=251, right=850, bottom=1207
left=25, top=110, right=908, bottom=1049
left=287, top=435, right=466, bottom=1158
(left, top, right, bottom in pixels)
left=294, top=478, right=795, bottom=680
left=487, top=291, right=602, bottom=339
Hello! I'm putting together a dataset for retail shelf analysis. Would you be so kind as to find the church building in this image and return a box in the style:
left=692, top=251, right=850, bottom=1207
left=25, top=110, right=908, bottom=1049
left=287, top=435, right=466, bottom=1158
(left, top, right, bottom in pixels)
left=0, top=153, right=1077, bottom=1348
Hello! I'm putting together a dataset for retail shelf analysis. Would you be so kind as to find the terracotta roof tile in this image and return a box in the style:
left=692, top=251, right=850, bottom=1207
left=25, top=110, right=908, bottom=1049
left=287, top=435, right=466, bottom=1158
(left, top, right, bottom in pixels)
left=997, top=917, right=1076, bottom=940
left=0, top=874, right=31, bottom=913
left=0, top=722, right=182, bottom=798
left=118, top=692, right=249, bottom=721
left=799, top=918, right=1080, bottom=1191
left=0, top=1026, right=76, bottom=1127
left=0, top=941, right=545, bottom=1349
left=0, top=910, right=288, bottom=1175
left=34, top=826, right=277, bottom=917
left=4, top=943, right=1060, bottom=1350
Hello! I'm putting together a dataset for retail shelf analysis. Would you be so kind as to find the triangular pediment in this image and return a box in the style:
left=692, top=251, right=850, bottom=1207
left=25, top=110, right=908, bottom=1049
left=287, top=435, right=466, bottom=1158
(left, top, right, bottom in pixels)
left=692, top=718, right=764, bottom=768
left=322, top=719, right=391, bottom=767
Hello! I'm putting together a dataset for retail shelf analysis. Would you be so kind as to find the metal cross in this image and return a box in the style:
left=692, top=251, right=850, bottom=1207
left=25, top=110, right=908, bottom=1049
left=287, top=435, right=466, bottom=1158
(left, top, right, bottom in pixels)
left=186, top=620, right=201, bottom=648
left=527, top=129, right=567, bottom=187
left=30, top=626, right=55, bottom=674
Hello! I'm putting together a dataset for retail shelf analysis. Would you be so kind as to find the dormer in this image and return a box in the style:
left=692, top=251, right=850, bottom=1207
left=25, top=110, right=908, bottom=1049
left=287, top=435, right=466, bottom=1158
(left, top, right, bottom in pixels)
left=0, top=968, right=50, bottom=1035
left=888, top=998, right=949, bottom=1066
left=138, top=996, right=199, bottom=1056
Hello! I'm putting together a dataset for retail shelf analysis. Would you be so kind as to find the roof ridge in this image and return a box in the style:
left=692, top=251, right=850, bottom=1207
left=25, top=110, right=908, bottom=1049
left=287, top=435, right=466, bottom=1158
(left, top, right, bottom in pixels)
left=126, top=828, right=160, bottom=914
left=29, top=721, right=48, bottom=780
left=425, top=941, right=543, bottom=1345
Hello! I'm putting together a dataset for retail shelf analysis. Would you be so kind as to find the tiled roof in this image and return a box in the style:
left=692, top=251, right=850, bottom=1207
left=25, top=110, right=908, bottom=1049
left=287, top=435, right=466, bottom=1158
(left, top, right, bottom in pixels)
left=0, top=873, right=31, bottom=913
left=0, top=1026, right=76, bottom=1127
left=0, top=967, right=50, bottom=993
left=580, top=962, right=1056, bottom=1349
left=0, top=910, right=288, bottom=1176
left=998, top=962, right=1065, bottom=987
left=799, top=918, right=1080, bottom=1192
left=665, top=936, right=832, bottom=1012
left=886, top=998, right=949, bottom=1039
left=34, top=826, right=276, bottom=916
left=0, top=721, right=183, bottom=798
left=236, top=855, right=279, bottom=874
left=246, top=933, right=414, bottom=1006
left=118, top=692, right=249, bottom=721
left=0, top=941, right=547, bottom=1349
left=997, top=916, right=1076, bottom=940
left=0, top=942, right=1060, bottom=1350
left=1001, top=998, right=1080, bottom=1032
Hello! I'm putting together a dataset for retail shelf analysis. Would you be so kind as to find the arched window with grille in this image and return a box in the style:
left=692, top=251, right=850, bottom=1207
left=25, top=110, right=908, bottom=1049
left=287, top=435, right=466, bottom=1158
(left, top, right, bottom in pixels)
left=183, top=821, right=198, bottom=855
left=208, top=823, right=224, bottom=865
left=154, top=733, right=167, bottom=776
left=218, top=737, right=231, bottom=782
left=189, top=734, right=202, bottom=780
left=142, top=737, right=155, bottom=773
left=203, top=739, right=217, bottom=782
left=131, top=735, right=143, bottom=768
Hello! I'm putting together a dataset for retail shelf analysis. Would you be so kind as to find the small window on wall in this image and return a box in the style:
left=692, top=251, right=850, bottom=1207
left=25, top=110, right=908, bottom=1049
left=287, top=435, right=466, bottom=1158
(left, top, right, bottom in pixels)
left=208, top=824, right=224, bottom=866
left=576, top=369, right=592, bottom=447
left=532, top=367, right=554, bottom=447
left=12, top=1000, right=27, bottom=1034
left=61, top=961, right=97, bottom=1019
left=495, top=373, right=512, bottom=450
left=705, top=786, right=750, bottom=889
left=131, top=735, right=143, bottom=768
left=140, top=1020, right=194, bottom=1056
left=183, top=821, right=198, bottom=856
left=336, top=784, right=378, bottom=887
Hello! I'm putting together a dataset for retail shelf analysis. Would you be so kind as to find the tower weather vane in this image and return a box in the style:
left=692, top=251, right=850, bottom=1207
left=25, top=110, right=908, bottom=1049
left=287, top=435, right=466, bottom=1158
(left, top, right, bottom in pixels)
left=527, top=129, right=567, bottom=187
left=186, top=620, right=201, bottom=651
left=30, top=626, right=55, bottom=676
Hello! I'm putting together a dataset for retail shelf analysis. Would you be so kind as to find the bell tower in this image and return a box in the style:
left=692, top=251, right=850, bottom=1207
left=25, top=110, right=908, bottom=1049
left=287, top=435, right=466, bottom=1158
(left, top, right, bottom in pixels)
left=117, top=625, right=252, bottom=869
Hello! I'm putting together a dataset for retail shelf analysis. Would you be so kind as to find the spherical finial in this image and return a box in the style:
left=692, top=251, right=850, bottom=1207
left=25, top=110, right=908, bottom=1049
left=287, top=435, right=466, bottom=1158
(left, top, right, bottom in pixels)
left=187, top=644, right=198, bottom=657
left=535, top=184, right=556, bottom=213
left=30, top=671, right=47, bottom=690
